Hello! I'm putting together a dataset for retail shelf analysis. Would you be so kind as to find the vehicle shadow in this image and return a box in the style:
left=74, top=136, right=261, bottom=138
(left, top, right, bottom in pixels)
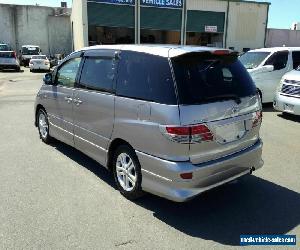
left=31, top=70, right=50, bottom=73
left=278, top=113, right=300, bottom=123
left=262, top=103, right=276, bottom=112
left=52, top=141, right=300, bottom=246
left=136, top=175, right=300, bottom=246
left=0, top=69, right=24, bottom=73
left=52, top=141, right=116, bottom=189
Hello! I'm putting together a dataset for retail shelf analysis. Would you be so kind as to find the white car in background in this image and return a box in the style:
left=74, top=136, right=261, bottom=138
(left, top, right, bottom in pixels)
left=274, top=66, right=300, bottom=116
left=239, top=47, right=300, bottom=103
left=29, top=55, right=50, bottom=72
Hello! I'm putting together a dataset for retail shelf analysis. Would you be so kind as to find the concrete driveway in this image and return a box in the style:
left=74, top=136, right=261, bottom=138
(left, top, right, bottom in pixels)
left=0, top=68, right=299, bottom=249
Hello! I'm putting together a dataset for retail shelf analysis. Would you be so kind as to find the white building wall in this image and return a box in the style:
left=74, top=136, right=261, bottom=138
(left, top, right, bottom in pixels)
left=0, top=5, right=17, bottom=50
left=186, top=0, right=269, bottom=52
left=186, top=0, right=227, bottom=46
left=0, top=4, right=72, bottom=55
left=74, top=0, right=269, bottom=52
left=16, top=5, right=54, bottom=54
left=71, top=0, right=88, bottom=51
left=226, top=1, right=268, bottom=51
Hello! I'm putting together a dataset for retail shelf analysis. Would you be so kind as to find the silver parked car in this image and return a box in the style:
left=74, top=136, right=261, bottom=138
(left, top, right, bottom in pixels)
left=34, top=45, right=264, bottom=202
left=0, top=51, right=20, bottom=71
left=274, top=66, right=300, bottom=116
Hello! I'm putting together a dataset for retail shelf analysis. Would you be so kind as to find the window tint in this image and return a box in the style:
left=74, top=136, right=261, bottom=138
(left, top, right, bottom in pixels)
left=79, top=57, right=115, bottom=92
left=0, top=44, right=9, bottom=51
left=56, top=57, right=81, bottom=87
left=0, top=52, right=15, bottom=58
left=292, top=51, right=300, bottom=69
left=172, top=53, right=256, bottom=105
left=116, top=51, right=176, bottom=104
left=22, top=47, right=40, bottom=55
left=264, top=51, right=288, bottom=70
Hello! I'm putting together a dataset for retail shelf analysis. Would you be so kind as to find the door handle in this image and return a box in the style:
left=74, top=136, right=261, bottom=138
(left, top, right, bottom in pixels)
left=64, top=97, right=73, bottom=103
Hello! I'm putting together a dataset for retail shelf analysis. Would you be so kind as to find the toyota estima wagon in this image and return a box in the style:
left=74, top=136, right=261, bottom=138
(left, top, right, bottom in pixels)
left=34, top=45, right=263, bottom=202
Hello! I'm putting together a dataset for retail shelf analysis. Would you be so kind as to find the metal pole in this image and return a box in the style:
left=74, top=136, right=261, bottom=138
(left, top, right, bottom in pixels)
left=181, top=0, right=187, bottom=45
left=224, top=0, right=230, bottom=48
left=135, top=0, right=140, bottom=44
left=264, top=4, right=270, bottom=48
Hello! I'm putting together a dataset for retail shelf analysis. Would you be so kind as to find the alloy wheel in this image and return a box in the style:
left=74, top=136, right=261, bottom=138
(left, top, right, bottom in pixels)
left=116, top=153, right=137, bottom=192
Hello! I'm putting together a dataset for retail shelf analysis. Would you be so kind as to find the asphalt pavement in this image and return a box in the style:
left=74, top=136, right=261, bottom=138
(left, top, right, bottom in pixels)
left=0, top=68, right=299, bottom=249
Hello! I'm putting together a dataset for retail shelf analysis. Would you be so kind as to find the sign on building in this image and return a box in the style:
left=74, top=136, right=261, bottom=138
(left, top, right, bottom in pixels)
left=91, top=0, right=182, bottom=8
left=205, top=26, right=218, bottom=33
left=141, top=0, right=182, bottom=8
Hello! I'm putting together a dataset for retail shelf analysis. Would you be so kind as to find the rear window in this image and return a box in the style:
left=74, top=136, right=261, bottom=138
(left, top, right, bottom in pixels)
left=22, top=47, right=40, bottom=55
left=0, top=44, right=9, bottom=51
left=32, top=56, right=47, bottom=60
left=172, top=53, right=257, bottom=105
left=0, top=52, right=15, bottom=58
left=116, top=51, right=176, bottom=105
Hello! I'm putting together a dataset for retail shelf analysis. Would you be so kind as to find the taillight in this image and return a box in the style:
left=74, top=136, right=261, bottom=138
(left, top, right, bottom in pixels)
left=161, top=124, right=214, bottom=144
left=180, top=172, right=193, bottom=180
left=252, top=111, right=262, bottom=128
left=166, top=126, right=189, bottom=135
left=211, top=50, right=230, bottom=55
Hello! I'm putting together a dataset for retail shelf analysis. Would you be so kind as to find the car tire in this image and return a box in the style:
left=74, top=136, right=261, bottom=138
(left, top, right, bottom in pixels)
left=37, top=109, right=52, bottom=144
left=16, top=67, right=20, bottom=72
left=112, top=145, right=144, bottom=200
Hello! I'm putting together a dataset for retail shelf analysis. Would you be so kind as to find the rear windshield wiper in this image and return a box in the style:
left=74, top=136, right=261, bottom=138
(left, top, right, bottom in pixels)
left=202, top=94, right=242, bottom=104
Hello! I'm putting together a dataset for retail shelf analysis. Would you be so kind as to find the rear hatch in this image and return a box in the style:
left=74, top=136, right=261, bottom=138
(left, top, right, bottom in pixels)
left=0, top=51, right=16, bottom=65
left=31, top=59, right=45, bottom=65
left=30, top=56, right=47, bottom=65
left=171, top=51, right=262, bottom=164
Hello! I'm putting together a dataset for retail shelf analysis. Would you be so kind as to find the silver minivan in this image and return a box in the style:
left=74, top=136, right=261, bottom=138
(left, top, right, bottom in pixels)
left=34, top=45, right=263, bottom=202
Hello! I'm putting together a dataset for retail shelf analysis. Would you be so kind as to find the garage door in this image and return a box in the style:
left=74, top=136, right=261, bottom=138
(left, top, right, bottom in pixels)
left=187, top=10, right=225, bottom=33
left=88, top=2, right=135, bottom=28
left=141, top=7, right=182, bottom=31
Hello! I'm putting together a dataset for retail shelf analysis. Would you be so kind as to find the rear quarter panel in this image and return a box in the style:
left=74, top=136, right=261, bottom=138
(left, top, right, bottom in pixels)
left=111, top=96, right=189, bottom=162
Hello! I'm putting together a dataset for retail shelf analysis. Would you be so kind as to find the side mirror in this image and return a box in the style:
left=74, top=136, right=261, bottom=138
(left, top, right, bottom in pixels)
left=261, top=65, right=274, bottom=72
left=43, top=73, right=53, bottom=85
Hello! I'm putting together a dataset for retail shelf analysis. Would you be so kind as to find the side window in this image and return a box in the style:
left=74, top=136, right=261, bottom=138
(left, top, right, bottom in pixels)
left=292, top=51, right=300, bottom=69
left=264, top=51, right=288, bottom=70
left=56, top=57, right=81, bottom=87
left=116, top=51, right=176, bottom=104
left=79, top=57, right=115, bottom=92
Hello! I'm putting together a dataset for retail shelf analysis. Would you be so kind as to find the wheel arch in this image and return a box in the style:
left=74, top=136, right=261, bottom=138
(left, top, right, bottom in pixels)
left=35, top=104, right=46, bottom=127
left=106, top=138, right=134, bottom=171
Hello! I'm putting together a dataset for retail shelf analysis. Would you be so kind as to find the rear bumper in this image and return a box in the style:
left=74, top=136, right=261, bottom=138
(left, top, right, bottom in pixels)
left=0, top=64, right=19, bottom=70
left=136, top=139, right=263, bottom=202
left=274, top=93, right=300, bottom=116
left=30, top=64, right=50, bottom=70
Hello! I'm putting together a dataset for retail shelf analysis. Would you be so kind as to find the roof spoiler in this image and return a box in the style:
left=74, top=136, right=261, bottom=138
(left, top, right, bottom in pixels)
left=172, top=49, right=239, bottom=63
